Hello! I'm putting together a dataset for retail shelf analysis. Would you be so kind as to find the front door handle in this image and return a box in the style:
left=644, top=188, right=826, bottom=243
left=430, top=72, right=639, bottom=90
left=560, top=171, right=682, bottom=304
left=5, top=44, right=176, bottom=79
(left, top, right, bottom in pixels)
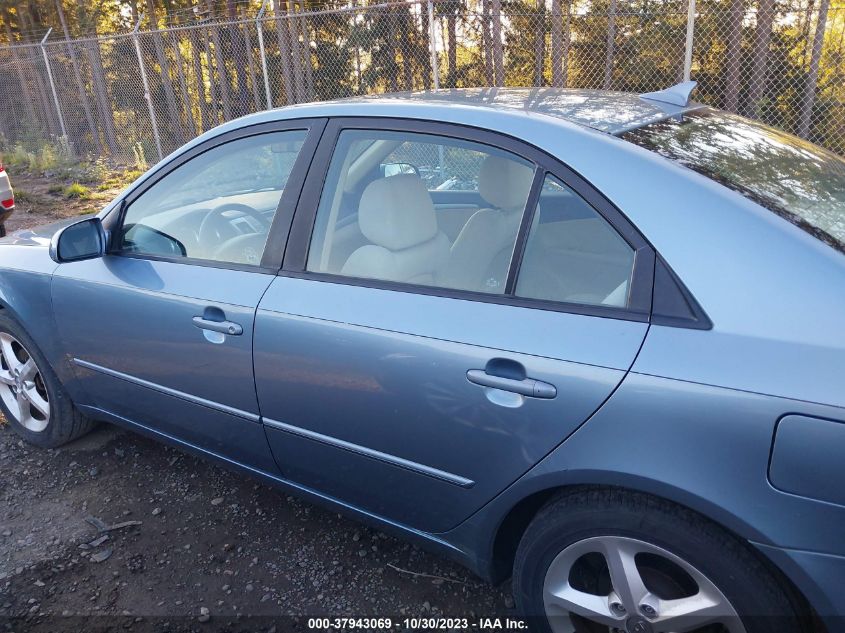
left=466, top=369, right=557, bottom=399
left=192, top=316, right=243, bottom=336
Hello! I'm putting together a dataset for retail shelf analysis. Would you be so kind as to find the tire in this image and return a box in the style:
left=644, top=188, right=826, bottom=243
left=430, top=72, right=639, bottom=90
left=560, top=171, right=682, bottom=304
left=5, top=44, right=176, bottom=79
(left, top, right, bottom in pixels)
left=513, top=488, right=805, bottom=633
left=0, top=311, right=95, bottom=448
left=0, top=223, right=6, bottom=238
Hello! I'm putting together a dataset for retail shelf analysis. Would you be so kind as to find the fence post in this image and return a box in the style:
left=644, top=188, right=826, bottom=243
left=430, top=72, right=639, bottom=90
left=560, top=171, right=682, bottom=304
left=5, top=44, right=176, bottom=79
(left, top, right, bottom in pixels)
left=257, top=0, right=273, bottom=110
left=40, top=28, right=68, bottom=142
left=133, top=14, right=164, bottom=162
left=683, top=0, right=696, bottom=82
left=427, top=0, right=440, bottom=90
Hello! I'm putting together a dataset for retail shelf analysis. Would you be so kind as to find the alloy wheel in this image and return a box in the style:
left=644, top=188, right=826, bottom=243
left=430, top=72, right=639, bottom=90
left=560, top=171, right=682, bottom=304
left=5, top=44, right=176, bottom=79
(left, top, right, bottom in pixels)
left=543, top=536, right=746, bottom=633
left=0, top=332, right=50, bottom=432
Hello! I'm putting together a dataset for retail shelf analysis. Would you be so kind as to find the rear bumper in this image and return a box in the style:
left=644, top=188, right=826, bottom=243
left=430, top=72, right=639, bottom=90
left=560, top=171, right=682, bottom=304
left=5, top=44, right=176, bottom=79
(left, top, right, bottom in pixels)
left=753, top=541, right=845, bottom=626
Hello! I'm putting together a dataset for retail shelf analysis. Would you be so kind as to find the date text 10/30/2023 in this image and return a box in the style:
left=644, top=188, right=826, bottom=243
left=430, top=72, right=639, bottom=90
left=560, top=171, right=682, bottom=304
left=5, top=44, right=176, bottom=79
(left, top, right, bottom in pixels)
left=307, top=617, right=529, bottom=630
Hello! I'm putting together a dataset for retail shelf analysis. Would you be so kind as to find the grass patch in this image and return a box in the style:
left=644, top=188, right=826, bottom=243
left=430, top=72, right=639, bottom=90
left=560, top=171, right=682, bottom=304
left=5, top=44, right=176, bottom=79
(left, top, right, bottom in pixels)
left=63, top=183, right=91, bottom=199
left=0, top=138, right=73, bottom=174
left=13, top=189, right=33, bottom=203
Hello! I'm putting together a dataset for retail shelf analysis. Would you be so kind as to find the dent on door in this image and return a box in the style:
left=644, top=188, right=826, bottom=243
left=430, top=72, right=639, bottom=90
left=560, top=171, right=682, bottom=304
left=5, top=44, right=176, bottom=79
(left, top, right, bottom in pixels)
left=254, top=277, right=647, bottom=533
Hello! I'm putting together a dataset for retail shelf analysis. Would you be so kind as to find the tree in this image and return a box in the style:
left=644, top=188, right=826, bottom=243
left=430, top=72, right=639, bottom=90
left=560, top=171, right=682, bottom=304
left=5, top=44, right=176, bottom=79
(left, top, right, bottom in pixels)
left=187, top=25, right=212, bottom=130
left=480, top=0, right=493, bottom=84
left=604, top=0, right=617, bottom=88
left=146, top=0, right=183, bottom=143
left=419, top=2, right=433, bottom=90
left=533, top=0, right=545, bottom=86
left=490, top=0, right=504, bottom=85
left=240, top=4, right=262, bottom=111
left=399, top=3, right=415, bottom=91
left=746, top=0, right=774, bottom=118
left=797, top=0, right=831, bottom=137
left=1, top=6, right=40, bottom=134
left=550, top=0, right=568, bottom=87
left=55, top=0, right=100, bottom=153
left=273, top=0, right=294, bottom=104
left=225, top=0, right=249, bottom=116
left=723, top=0, right=744, bottom=112
left=446, top=2, right=458, bottom=87
left=299, top=0, right=314, bottom=100
left=18, top=2, right=60, bottom=136
left=204, top=0, right=232, bottom=120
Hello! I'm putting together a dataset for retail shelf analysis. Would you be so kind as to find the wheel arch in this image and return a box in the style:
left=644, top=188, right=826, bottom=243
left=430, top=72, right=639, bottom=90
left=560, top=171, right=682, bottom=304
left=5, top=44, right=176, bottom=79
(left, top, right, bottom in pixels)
left=0, top=273, right=91, bottom=407
left=482, top=477, right=818, bottom=628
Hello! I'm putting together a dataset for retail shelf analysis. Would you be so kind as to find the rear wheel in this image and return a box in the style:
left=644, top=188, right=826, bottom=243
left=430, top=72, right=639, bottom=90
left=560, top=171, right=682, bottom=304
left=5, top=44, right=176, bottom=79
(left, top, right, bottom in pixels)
left=513, top=488, right=805, bottom=633
left=0, top=312, right=94, bottom=447
left=0, top=223, right=6, bottom=238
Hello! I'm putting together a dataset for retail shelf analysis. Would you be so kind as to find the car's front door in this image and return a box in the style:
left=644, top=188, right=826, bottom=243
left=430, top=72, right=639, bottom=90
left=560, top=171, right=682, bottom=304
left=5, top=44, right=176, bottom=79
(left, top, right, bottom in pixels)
left=254, top=120, right=654, bottom=533
left=52, top=120, right=322, bottom=468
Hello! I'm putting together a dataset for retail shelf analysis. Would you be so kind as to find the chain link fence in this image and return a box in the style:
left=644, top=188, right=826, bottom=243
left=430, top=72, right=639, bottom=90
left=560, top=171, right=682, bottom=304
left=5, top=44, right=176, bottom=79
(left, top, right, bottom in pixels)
left=0, top=0, right=843, bottom=166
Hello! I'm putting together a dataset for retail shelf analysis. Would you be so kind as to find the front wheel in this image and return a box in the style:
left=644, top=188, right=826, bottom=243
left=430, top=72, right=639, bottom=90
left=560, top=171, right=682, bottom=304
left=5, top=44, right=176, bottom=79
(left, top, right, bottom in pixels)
left=0, top=312, right=94, bottom=447
left=513, top=488, right=805, bottom=633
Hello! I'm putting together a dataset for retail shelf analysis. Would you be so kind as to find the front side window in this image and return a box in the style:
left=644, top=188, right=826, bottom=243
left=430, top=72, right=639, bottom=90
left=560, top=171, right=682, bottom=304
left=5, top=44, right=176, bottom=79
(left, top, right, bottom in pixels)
left=118, top=130, right=307, bottom=266
left=623, top=110, right=845, bottom=254
left=307, top=129, right=535, bottom=294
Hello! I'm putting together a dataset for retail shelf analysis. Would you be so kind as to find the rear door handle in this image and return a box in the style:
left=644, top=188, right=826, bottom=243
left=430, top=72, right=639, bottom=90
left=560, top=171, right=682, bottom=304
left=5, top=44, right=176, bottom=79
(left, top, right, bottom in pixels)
left=192, top=316, right=243, bottom=336
left=466, top=369, right=557, bottom=399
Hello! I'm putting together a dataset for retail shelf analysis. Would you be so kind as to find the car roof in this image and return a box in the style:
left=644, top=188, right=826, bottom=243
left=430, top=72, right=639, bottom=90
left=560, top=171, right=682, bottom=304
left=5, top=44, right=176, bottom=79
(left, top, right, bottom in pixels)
left=321, top=88, right=705, bottom=135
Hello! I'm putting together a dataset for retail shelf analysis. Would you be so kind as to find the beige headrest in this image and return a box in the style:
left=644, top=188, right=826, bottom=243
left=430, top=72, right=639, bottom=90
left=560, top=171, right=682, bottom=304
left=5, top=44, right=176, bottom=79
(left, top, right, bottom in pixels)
left=478, top=155, right=534, bottom=212
left=358, top=175, right=438, bottom=251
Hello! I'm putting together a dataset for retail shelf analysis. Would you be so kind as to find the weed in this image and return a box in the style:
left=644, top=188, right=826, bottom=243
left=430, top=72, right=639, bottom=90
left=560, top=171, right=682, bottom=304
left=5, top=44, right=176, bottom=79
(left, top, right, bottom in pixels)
left=63, top=183, right=91, bottom=199
left=132, top=142, right=148, bottom=172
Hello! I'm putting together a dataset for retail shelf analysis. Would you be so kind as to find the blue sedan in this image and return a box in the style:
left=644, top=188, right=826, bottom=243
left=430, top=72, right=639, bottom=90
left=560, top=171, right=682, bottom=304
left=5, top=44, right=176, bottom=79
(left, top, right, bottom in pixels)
left=2, top=84, right=844, bottom=633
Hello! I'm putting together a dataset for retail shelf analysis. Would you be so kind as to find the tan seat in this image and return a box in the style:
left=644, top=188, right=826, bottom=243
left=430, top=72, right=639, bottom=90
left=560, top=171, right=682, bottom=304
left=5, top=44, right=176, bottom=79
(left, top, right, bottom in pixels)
left=439, top=156, right=534, bottom=293
left=342, top=174, right=450, bottom=285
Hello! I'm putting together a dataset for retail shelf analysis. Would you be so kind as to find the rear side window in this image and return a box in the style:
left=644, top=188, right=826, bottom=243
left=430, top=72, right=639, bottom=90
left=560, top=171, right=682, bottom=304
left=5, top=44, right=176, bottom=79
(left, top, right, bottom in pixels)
left=624, top=110, right=845, bottom=254
left=306, top=129, right=535, bottom=295
left=516, top=175, right=635, bottom=308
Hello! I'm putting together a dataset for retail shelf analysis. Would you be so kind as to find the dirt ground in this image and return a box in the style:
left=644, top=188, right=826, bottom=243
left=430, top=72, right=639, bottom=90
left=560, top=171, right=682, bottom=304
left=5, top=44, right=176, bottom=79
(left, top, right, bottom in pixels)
left=0, top=420, right=512, bottom=633
left=3, top=172, right=121, bottom=234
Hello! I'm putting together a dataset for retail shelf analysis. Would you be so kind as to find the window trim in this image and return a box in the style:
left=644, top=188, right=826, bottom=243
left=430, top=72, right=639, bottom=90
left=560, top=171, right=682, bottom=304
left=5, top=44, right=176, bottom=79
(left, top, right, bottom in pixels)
left=283, top=117, right=654, bottom=322
left=106, top=118, right=327, bottom=274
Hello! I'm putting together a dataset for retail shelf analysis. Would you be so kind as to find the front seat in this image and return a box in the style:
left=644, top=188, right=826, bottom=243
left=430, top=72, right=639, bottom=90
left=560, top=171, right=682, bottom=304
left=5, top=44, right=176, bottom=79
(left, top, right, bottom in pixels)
left=440, top=156, right=534, bottom=293
left=342, top=174, right=450, bottom=285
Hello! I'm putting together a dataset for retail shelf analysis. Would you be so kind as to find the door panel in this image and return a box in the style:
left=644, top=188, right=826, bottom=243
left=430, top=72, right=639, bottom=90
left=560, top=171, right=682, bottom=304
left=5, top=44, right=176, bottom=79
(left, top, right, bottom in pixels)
left=52, top=256, right=276, bottom=464
left=255, top=277, right=646, bottom=533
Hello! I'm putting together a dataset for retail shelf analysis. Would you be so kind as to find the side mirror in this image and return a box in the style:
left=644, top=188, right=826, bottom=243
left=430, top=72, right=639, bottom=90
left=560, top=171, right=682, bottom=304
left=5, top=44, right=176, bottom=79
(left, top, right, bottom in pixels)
left=49, top=217, right=107, bottom=263
left=380, top=162, right=420, bottom=178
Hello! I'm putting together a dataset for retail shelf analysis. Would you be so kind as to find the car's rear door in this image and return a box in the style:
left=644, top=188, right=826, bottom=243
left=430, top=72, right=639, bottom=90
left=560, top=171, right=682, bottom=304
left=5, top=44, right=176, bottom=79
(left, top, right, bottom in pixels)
left=254, top=118, right=653, bottom=533
left=51, top=120, right=324, bottom=467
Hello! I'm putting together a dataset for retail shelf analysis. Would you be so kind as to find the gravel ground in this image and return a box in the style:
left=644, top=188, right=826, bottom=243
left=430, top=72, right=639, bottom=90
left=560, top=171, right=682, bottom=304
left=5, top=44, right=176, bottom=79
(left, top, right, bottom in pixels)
left=0, top=418, right=512, bottom=633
